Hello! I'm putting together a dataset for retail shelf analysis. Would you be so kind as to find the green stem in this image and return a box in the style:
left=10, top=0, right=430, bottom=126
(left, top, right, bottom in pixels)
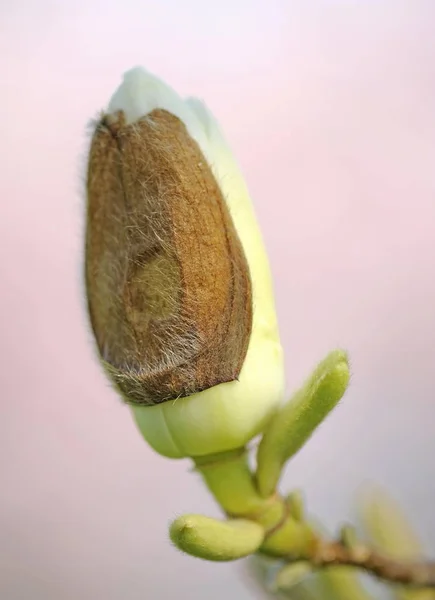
left=193, top=448, right=317, bottom=557
left=194, top=448, right=264, bottom=517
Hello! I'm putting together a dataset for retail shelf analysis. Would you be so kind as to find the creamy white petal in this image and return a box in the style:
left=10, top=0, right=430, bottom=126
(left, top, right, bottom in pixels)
left=107, top=67, right=210, bottom=162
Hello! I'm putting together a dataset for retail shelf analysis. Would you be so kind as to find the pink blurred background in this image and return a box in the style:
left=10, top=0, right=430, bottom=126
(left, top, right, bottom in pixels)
left=1, top=1, right=434, bottom=598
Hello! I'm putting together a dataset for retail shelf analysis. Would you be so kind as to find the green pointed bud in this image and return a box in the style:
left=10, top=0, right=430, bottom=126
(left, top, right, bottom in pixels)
left=310, top=568, right=375, bottom=600
left=274, top=561, right=313, bottom=591
left=286, top=490, right=305, bottom=522
left=169, top=514, right=265, bottom=562
left=340, top=524, right=360, bottom=551
left=256, top=350, right=350, bottom=497
left=359, top=487, right=423, bottom=560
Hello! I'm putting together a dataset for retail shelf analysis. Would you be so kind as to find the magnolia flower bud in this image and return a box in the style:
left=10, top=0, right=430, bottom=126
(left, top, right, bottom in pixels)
left=85, top=67, right=284, bottom=458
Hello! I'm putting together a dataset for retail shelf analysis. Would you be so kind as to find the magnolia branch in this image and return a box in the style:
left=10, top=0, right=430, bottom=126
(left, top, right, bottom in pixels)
left=309, top=538, right=435, bottom=589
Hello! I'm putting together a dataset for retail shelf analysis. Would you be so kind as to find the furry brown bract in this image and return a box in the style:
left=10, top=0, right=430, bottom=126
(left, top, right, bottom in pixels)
left=85, top=109, right=253, bottom=405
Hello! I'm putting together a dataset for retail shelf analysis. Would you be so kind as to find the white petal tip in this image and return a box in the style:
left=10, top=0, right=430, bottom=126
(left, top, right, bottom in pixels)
left=107, top=66, right=184, bottom=125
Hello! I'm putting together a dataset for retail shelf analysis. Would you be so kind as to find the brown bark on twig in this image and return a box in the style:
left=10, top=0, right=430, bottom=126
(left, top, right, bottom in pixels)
left=312, top=539, right=435, bottom=589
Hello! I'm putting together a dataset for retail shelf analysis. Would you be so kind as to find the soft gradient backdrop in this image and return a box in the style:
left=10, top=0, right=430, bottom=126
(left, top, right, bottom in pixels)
left=1, top=1, right=434, bottom=598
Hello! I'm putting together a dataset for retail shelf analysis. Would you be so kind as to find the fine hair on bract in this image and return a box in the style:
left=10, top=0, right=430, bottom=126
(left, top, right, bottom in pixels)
left=85, top=107, right=253, bottom=406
